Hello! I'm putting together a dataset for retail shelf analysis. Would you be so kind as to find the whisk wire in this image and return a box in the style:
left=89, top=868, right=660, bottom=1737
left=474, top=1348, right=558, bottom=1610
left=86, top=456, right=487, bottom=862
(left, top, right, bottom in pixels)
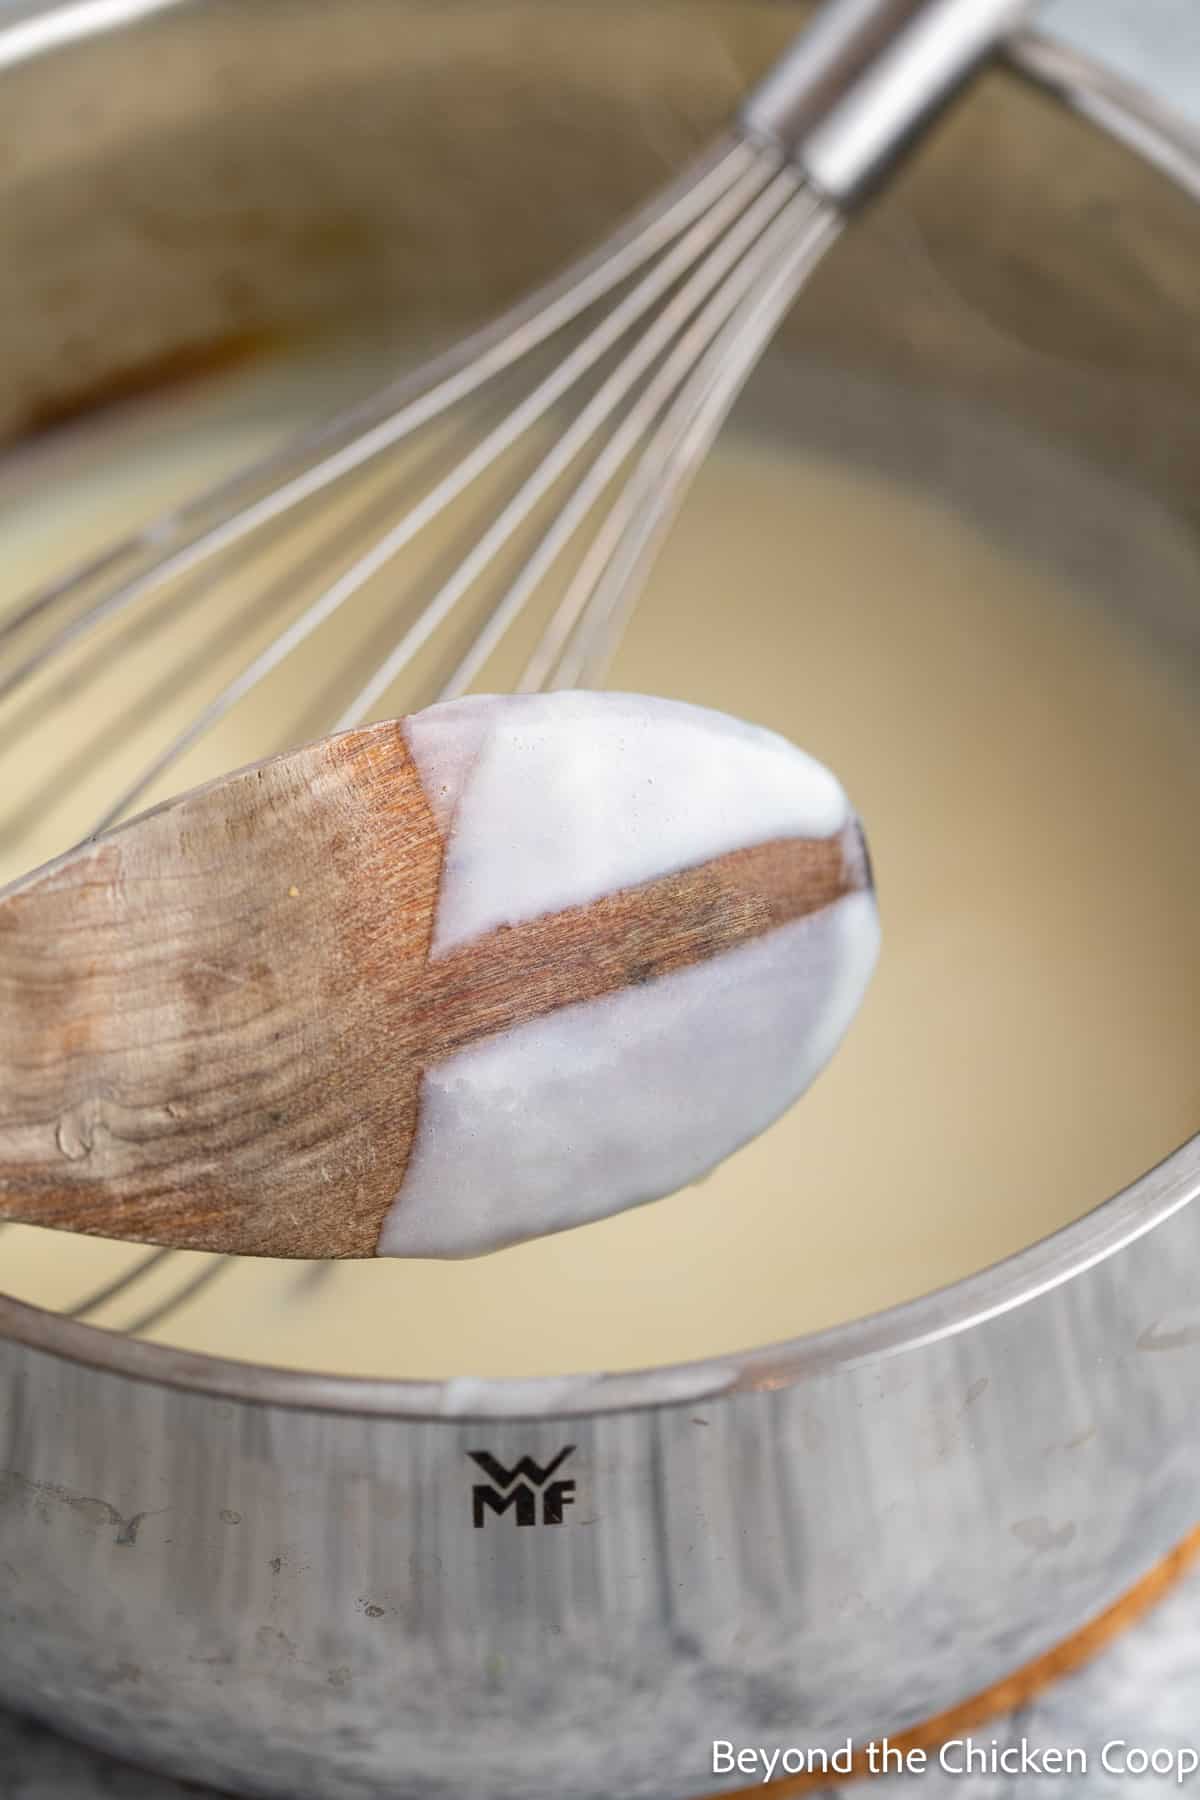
left=527, top=194, right=840, bottom=691
left=90, top=150, right=789, bottom=831
left=553, top=208, right=845, bottom=688
left=0, top=140, right=757, bottom=692
left=338, top=164, right=811, bottom=724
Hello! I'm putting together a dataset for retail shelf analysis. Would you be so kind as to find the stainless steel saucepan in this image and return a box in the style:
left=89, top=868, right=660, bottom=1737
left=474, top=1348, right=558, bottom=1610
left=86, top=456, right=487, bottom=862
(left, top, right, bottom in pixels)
left=0, top=3, right=1198, bottom=1797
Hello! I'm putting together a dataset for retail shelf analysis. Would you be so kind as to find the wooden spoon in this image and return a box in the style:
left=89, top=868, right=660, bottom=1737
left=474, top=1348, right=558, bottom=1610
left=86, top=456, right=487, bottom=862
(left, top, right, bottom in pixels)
left=0, top=692, right=877, bottom=1259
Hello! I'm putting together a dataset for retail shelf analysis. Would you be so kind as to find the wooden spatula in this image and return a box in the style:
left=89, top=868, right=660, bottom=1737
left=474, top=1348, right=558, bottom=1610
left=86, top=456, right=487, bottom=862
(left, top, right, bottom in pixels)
left=0, top=692, right=877, bottom=1259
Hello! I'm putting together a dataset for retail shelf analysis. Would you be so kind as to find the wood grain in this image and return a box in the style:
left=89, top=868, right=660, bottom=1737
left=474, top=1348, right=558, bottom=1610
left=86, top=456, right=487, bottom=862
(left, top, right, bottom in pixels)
left=0, top=719, right=865, bottom=1258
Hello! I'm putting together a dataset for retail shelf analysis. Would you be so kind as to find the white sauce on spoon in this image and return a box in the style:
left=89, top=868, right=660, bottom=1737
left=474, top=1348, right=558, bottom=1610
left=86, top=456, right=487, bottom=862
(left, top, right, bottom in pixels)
left=406, top=689, right=849, bottom=953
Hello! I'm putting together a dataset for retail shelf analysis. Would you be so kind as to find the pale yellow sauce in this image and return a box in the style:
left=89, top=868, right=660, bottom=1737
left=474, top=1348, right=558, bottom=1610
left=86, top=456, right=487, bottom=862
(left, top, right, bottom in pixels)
left=1, top=338, right=1198, bottom=1377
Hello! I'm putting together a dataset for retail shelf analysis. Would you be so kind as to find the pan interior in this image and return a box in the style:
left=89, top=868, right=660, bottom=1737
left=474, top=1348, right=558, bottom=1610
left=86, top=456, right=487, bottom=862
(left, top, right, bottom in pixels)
left=0, top=1, right=1198, bottom=1379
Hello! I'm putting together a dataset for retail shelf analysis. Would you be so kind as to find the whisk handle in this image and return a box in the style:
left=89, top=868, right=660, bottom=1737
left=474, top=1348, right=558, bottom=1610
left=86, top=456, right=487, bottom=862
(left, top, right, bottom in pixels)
left=740, top=0, right=1039, bottom=204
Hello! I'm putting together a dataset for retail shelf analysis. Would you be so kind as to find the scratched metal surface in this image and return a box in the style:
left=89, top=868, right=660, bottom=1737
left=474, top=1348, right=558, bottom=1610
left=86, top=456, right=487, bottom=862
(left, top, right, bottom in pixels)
left=0, top=1545, right=1199, bottom=1797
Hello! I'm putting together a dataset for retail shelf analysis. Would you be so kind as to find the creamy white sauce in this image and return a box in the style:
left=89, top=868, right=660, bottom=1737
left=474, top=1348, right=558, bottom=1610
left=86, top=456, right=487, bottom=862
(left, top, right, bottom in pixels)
left=380, top=688, right=873, bottom=1257
left=380, top=894, right=879, bottom=1257
left=1, top=336, right=1198, bottom=1379
left=405, top=689, right=849, bottom=956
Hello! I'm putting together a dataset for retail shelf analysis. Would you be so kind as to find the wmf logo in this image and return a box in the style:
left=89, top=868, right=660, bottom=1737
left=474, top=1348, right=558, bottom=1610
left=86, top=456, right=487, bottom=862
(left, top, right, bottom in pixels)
left=468, top=1447, right=576, bottom=1528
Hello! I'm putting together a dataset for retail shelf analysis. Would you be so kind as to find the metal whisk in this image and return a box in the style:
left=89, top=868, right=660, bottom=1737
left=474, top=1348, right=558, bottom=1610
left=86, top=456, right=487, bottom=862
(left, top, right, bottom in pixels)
left=0, top=0, right=1033, bottom=1336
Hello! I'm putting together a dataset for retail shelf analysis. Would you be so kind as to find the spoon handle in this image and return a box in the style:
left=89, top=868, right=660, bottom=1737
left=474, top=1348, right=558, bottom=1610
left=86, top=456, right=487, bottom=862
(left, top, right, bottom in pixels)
left=0, top=724, right=437, bottom=1258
